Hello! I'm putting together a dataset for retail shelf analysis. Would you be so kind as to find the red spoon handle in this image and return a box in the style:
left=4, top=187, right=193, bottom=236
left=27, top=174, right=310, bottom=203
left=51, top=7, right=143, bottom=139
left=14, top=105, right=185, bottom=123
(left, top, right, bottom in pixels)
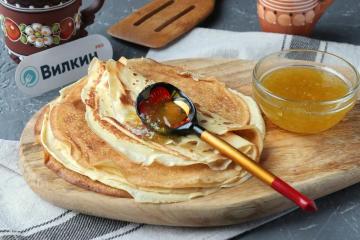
left=272, top=177, right=318, bottom=212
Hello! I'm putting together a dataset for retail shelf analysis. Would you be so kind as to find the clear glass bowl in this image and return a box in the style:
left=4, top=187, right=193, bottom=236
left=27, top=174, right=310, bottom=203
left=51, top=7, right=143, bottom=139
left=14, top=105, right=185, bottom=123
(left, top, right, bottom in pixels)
left=252, top=49, right=360, bottom=134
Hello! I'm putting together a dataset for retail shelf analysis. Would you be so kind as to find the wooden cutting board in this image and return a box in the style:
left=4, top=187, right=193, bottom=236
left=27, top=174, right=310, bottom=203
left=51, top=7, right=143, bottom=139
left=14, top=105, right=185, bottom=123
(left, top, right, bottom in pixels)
left=19, top=58, right=360, bottom=227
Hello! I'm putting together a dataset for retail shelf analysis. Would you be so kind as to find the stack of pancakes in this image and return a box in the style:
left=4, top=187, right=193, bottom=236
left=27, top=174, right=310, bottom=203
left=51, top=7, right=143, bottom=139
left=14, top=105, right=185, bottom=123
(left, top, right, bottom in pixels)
left=39, top=57, right=265, bottom=203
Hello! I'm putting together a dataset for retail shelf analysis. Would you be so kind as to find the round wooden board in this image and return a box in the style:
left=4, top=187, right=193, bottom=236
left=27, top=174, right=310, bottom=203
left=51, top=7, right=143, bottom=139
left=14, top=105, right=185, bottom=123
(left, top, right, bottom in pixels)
left=19, top=58, right=360, bottom=227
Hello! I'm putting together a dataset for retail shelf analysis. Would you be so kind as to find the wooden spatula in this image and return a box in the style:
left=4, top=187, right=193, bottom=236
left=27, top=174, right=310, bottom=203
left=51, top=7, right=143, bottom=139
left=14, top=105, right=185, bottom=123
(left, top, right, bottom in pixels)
left=107, top=0, right=215, bottom=48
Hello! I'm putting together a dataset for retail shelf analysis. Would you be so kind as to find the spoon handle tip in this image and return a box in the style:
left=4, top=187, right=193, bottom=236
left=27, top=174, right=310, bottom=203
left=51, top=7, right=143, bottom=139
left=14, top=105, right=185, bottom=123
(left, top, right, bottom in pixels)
left=271, top=177, right=318, bottom=212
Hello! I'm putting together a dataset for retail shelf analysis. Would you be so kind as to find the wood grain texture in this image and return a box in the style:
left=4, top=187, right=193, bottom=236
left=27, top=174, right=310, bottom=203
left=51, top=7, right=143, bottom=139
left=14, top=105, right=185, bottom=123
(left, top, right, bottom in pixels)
left=107, top=0, right=215, bottom=48
left=19, top=58, right=360, bottom=227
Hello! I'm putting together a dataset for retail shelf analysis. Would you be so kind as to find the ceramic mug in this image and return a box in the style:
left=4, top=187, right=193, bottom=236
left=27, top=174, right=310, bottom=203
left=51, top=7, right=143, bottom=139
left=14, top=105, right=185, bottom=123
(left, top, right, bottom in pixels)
left=257, top=0, right=333, bottom=36
left=0, top=0, right=105, bottom=62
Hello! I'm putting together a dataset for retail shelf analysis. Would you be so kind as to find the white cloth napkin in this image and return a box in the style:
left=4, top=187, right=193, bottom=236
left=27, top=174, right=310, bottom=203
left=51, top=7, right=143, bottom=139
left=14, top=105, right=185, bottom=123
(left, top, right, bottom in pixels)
left=2, top=28, right=359, bottom=240
left=147, top=28, right=360, bottom=71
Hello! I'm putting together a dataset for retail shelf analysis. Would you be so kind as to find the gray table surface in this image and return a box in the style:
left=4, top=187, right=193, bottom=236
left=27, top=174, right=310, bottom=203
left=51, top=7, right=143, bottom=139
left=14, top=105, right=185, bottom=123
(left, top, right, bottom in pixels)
left=1, top=0, right=359, bottom=239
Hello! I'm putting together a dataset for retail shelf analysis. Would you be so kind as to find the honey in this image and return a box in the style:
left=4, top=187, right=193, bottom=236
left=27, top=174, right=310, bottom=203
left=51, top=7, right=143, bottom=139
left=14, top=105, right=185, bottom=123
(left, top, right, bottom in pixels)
left=254, top=66, right=355, bottom=133
left=138, top=86, right=190, bottom=134
left=140, top=100, right=189, bottom=131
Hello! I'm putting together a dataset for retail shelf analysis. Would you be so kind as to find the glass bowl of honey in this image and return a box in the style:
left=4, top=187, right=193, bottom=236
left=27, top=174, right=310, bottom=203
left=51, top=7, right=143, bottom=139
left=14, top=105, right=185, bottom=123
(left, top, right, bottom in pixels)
left=253, top=49, right=359, bottom=134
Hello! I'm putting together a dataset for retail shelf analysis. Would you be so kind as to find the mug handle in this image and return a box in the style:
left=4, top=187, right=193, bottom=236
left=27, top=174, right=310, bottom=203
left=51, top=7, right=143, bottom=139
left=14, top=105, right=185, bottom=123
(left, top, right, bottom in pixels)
left=81, top=0, right=105, bottom=28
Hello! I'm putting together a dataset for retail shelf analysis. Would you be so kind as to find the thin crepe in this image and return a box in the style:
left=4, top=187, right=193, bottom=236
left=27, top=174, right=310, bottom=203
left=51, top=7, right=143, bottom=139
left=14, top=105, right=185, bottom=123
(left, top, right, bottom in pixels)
left=81, top=58, right=265, bottom=171
left=41, top=57, right=266, bottom=203
left=41, top=79, right=252, bottom=202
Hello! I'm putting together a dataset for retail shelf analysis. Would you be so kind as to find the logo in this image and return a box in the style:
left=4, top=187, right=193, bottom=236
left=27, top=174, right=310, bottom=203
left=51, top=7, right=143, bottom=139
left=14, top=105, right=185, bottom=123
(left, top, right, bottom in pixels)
left=20, top=66, right=39, bottom=88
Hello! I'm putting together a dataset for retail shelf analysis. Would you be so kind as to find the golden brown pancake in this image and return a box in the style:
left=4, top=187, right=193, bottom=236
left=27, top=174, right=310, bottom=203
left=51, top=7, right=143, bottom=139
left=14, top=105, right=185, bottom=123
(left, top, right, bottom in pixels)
left=81, top=58, right=264, bottom=172
left=35, top=107, right=131, bottom=198
left=40, top=57, right=265, bottom=203
left=43, top=79, right=247, bottom=190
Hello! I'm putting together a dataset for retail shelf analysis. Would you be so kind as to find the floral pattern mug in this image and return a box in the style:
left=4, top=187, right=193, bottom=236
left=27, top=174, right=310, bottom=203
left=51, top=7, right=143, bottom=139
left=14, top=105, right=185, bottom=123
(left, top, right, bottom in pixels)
left=0, top=0, right=105, bottom=62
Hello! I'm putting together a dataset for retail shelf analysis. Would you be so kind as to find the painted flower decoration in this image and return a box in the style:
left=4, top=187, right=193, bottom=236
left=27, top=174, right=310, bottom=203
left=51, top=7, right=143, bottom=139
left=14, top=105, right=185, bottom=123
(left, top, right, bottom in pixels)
left=0, top=16, right=78, bottom=48
left=19, top=23, right=61, bottom=48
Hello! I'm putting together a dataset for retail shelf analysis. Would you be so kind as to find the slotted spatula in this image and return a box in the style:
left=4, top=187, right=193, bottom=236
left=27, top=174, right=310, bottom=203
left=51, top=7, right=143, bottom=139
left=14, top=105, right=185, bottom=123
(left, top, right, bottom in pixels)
left=107, top=0, right=215, bottom=48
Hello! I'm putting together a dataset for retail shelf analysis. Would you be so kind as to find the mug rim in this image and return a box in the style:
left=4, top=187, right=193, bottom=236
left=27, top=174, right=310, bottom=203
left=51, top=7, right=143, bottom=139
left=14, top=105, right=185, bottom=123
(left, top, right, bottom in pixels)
left=0, top=0, right=77, bottom=13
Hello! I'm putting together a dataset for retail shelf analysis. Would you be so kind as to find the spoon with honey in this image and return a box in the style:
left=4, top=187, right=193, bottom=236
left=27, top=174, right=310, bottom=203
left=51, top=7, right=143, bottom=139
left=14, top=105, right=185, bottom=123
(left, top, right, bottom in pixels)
left=136, top=82, right=317, bottom=212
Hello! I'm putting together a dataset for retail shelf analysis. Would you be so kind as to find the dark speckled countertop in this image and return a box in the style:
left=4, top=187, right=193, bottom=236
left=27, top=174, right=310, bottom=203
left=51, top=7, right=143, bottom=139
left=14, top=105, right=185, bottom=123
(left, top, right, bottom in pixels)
left=1, top=0, right=359, bottom=239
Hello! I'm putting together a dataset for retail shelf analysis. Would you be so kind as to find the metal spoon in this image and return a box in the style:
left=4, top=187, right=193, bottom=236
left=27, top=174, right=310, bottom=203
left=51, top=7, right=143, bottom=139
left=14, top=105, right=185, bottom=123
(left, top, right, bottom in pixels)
left=136, top=82, right=317, bottom=212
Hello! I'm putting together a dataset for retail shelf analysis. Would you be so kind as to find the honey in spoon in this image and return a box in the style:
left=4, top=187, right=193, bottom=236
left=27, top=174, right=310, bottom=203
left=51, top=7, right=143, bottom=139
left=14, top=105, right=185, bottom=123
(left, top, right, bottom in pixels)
left=137, top=86, right=191, bottom=134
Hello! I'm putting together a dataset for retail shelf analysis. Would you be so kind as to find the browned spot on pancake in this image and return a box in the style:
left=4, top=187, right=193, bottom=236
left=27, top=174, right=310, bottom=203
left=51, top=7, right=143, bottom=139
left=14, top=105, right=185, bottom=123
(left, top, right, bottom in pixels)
left=120, top=90, right=134, bottom=106
left=200, top=119, right=207, bottom=124
left=178, top=72, right=192, bottom=78
left=202, top=112, right=213, bottom=118
left=198, top=78, right=215, bottom=83
left=73, top=99, right=85, bottom=111
left=187, top=141, right=197, bottom=145
left=194, top=103, right=200, bottom=109
left=44, top=149, right=50, bottom=164
left=203, top=149, right=214, bottom=153
left=85, top=88, right=96, bottom=109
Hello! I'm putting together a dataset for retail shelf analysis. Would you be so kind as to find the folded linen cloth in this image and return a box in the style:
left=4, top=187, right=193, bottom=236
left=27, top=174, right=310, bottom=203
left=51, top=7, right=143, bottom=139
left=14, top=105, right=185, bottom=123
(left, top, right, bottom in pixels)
left=1, top=28, right=358, bottom=240
left=147, top=28, right=360, bottom=72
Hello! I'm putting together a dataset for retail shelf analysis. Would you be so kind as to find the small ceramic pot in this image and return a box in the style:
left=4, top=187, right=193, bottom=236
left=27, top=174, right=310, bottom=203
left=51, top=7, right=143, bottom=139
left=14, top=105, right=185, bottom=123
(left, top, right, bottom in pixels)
left=0, top=0, right=105, bottom=62
left=257, top=0, right=333, bottom=36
